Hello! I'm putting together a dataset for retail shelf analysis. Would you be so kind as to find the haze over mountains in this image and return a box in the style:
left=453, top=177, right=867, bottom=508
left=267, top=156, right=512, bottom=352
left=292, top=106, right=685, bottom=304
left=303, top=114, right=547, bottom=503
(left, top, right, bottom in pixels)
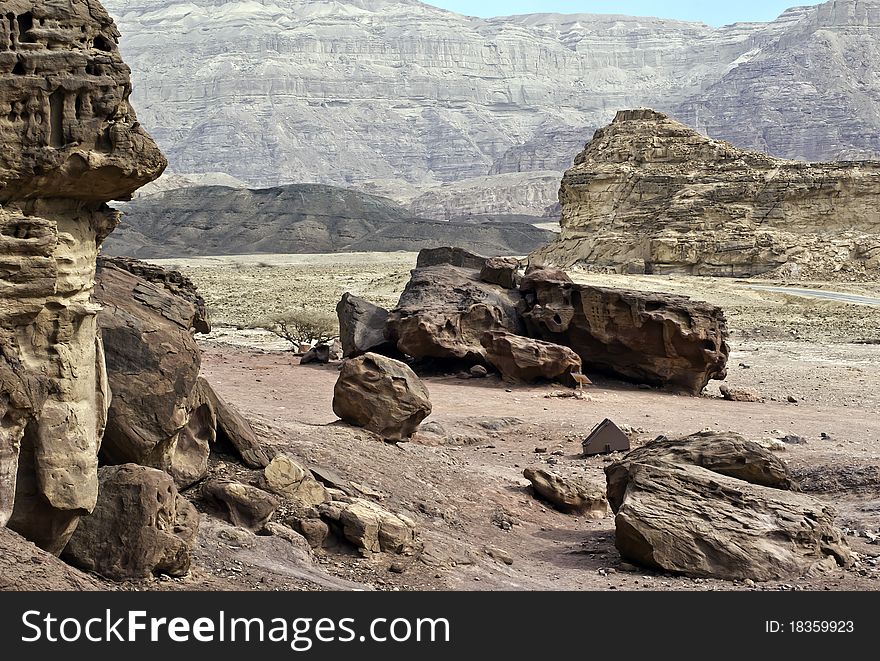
left=103, top=0, right=880, bottom=219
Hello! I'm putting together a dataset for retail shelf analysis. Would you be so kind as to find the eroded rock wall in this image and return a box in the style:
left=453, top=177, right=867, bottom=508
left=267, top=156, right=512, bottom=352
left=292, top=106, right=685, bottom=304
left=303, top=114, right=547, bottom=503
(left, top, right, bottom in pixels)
left=0, top=0, right=165, bottom=552
left=533, top=109, right=880, bottom=278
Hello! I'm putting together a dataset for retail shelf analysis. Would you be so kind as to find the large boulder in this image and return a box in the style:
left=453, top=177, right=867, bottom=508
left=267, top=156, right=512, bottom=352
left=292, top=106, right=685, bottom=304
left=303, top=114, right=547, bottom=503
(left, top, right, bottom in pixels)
left=523, top=468, right=608, bottom=518
left=605, top=435, right=852, bottom=581
left=606, top=431, right=794, bottom=505
left=94, top=261, right=214, bottom=488
left=336, top=293, right=394, bottom=358
left=62, top=464, right=199, bottom=580
left=333, top=353, right=432, bottom=440
left=1, top=0, right=165, bottom=553
left=482, top=331, right=581, bottom=385
left=386, top=264, right=524, bottom=364
left=520, top=267, right=729, bottom=393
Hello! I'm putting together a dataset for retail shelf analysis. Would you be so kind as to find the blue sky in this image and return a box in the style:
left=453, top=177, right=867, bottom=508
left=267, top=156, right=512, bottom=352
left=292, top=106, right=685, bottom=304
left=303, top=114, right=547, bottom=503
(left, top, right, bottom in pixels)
left=424, top=1, right=825, bottom=26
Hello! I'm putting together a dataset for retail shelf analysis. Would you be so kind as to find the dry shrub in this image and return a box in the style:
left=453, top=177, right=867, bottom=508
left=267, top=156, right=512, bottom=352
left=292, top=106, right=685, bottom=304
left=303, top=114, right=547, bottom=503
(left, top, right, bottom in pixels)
left=253, top=308, right=339, bottom=347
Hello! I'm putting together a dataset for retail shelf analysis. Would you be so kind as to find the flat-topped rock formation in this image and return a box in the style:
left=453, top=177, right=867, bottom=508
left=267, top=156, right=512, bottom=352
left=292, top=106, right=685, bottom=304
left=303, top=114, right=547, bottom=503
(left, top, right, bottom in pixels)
left=533, top=109, right=880, bottom=278
left=0, top=0, right=165, bottom=552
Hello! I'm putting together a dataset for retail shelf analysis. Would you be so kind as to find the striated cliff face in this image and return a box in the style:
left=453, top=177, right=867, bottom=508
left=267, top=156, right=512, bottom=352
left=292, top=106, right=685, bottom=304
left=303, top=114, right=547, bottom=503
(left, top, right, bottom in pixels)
left=99, top=0, right=798, bottom=190
left=532, top=109, right=880, bottom=278
left=0, top=0, right=165, bottom=552
left=99, top=0, right=880, bottom=205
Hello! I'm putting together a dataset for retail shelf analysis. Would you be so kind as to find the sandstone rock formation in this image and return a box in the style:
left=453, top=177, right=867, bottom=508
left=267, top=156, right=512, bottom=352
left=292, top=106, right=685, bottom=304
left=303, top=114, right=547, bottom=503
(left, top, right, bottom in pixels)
left=263, top=453, right=329, bottom=508
left=480, top=257, right=522, bottom=290
left=99, top=255, right=210, bottom=333
left=481, top=331, right=581, bottom=386
left=94, top=260, right=211, bottom=488
left=605, top=435, right=852, bottom=581
left=333, top=353, right=432, bottom=440
left=202, top=479, right=280, bottom=531
left=336, top=293, right=393, bottom=358
left=520, top=267, right=729, bottom=393
left=102, top=184, right=554, bottom=258
left=319, top=498, right=416, bottom=555
left=523, top=468, right=608, bottom=518
left=1, top=0, right=164, bottom=553
left=63, top=464, right=198, bottom=580
left=387, top=264, right=525, bottom=364
left=0, top=527, right=103, bottom=591
left=533, top=109, right=880, bottom=278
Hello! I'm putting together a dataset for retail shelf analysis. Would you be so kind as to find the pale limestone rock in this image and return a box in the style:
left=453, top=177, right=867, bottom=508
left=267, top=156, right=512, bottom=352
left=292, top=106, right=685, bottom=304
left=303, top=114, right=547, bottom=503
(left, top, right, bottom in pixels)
left=0, top=0, right=164, bottom=553
left=533, top=109, right=880, bottom=278
left=263, top=454, right=329, bottom=507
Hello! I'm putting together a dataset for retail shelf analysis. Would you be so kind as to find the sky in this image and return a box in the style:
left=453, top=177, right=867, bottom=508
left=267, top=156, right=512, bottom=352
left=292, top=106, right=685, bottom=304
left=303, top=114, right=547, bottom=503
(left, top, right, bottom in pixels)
left=424, top=1, right=826, bottom=26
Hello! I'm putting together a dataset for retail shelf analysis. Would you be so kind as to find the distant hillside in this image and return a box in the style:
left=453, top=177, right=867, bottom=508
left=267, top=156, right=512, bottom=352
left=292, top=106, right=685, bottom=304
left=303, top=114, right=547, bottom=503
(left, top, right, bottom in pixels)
left=103, top=184, right=555, bottom=258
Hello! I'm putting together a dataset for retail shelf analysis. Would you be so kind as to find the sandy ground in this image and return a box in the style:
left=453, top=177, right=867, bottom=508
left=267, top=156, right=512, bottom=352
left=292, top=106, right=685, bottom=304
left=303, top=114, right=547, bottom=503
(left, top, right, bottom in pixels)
left=112, top=253, right=880, bottom=592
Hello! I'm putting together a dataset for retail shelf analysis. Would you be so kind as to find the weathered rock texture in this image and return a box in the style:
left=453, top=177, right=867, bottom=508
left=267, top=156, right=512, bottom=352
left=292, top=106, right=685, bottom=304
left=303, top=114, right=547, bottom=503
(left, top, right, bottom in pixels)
left=520, top=267, right=729, bottom=393
left=605, top=434, right=852, bottom=581
left=333, top=353, right=431, bottom=440
left=319, top=498, right=416, bottom=555
left=0, top=527, right=103, bottom=590
left=62, top=464, right=198, bottom=580
left=94, top=260, right=210, bottom=488
left=202, top=479, right=279, bottom=531
left=387, top=264, right=525, bottom=364
left=336, top=293, right=393, bottom=359
left=0, top=0, right=164, bottom=553
left=482, top=331, right=581, bottom=385
left=523, top=468, right=608, bottom=518
left=533, top=108, right=880, bottom=277
left=263, top=453, right=328, bottom=507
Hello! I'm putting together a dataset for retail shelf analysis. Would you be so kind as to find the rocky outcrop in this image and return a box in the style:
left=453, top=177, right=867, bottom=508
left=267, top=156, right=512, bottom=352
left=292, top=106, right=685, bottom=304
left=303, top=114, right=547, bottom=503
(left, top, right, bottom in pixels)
left=523, top=468, right=608, bottom=518
left=333, top=353, right=432, bottom=440
left=319, top=498, right=416, bottom=555
left=99, top=255, right=210, bottom=333
left=416, top=246, right=488, bottom=270
left=336, top=293, right=393, bottom=359
left=387, top=264, right=525, bottom=364
left=62, top=464, right=198, bottom=580
left=0, top=528, right=103, bottom=591
left=480, top=257, right=522, bottom=289
left=102, top=183, right=554, bottom=258
left=520, top=267, right=729, bottom=393
left=605, top=434, right=852, bottom=581
left=481, top=331, right=581, bottom=385
left=533, top=109, right=880, bottom=278
left=1, top=0, right=165, bottom=553
left=94, top=261, right=210, bottom=488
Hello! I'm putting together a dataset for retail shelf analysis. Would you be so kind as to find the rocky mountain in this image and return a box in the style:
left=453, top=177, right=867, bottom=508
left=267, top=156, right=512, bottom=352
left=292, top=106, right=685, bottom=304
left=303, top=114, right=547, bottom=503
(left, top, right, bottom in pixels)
left=532, top=109, right=880, bottom=278
left=102, top=184, right=555, bottom=257
left=99, top=0, right=880, bottom=217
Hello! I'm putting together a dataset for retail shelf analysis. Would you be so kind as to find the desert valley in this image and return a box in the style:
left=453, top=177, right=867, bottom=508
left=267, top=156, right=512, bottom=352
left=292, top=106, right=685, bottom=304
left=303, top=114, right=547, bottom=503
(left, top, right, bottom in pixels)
left=0, top=0, right=879, bottom=598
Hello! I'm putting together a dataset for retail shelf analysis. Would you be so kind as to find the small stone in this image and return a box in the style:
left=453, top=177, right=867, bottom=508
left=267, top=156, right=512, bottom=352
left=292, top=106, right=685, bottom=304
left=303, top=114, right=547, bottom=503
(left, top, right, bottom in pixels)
left=469, top=365, right=489, bottom=378
left=485, top=547, right=514, bottom=565
left=780, top=434, right=807, bottom=445
left=787, top=395, right=799, bottom=403
left=534, top=447, right=548, bottom=453
left=389, top=562, right=406, bottom=574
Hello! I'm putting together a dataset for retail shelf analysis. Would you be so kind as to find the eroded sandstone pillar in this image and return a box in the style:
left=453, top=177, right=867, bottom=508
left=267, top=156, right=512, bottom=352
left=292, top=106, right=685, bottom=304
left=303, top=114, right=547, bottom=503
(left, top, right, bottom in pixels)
left=0, top=0, right=165, bottom=552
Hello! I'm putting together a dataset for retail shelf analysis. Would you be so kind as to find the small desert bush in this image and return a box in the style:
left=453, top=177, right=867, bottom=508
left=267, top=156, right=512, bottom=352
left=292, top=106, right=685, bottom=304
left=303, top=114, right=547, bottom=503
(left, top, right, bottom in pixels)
left=253, top=308, right=339, bottom=348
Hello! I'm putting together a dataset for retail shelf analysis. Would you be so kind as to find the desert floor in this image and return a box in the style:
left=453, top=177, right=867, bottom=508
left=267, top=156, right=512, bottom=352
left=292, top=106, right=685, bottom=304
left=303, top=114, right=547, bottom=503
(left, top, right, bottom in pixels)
left=140, top=253, right=880, bottom=591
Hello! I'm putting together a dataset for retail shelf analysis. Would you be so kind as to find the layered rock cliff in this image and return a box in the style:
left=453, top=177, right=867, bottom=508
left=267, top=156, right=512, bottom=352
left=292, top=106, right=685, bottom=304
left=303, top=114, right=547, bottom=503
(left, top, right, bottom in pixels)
left=532, top=109, right=880, bottom=278
left=100, top=0, right=880, bottom=210
left=0, top=0, right=165, bottom=552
